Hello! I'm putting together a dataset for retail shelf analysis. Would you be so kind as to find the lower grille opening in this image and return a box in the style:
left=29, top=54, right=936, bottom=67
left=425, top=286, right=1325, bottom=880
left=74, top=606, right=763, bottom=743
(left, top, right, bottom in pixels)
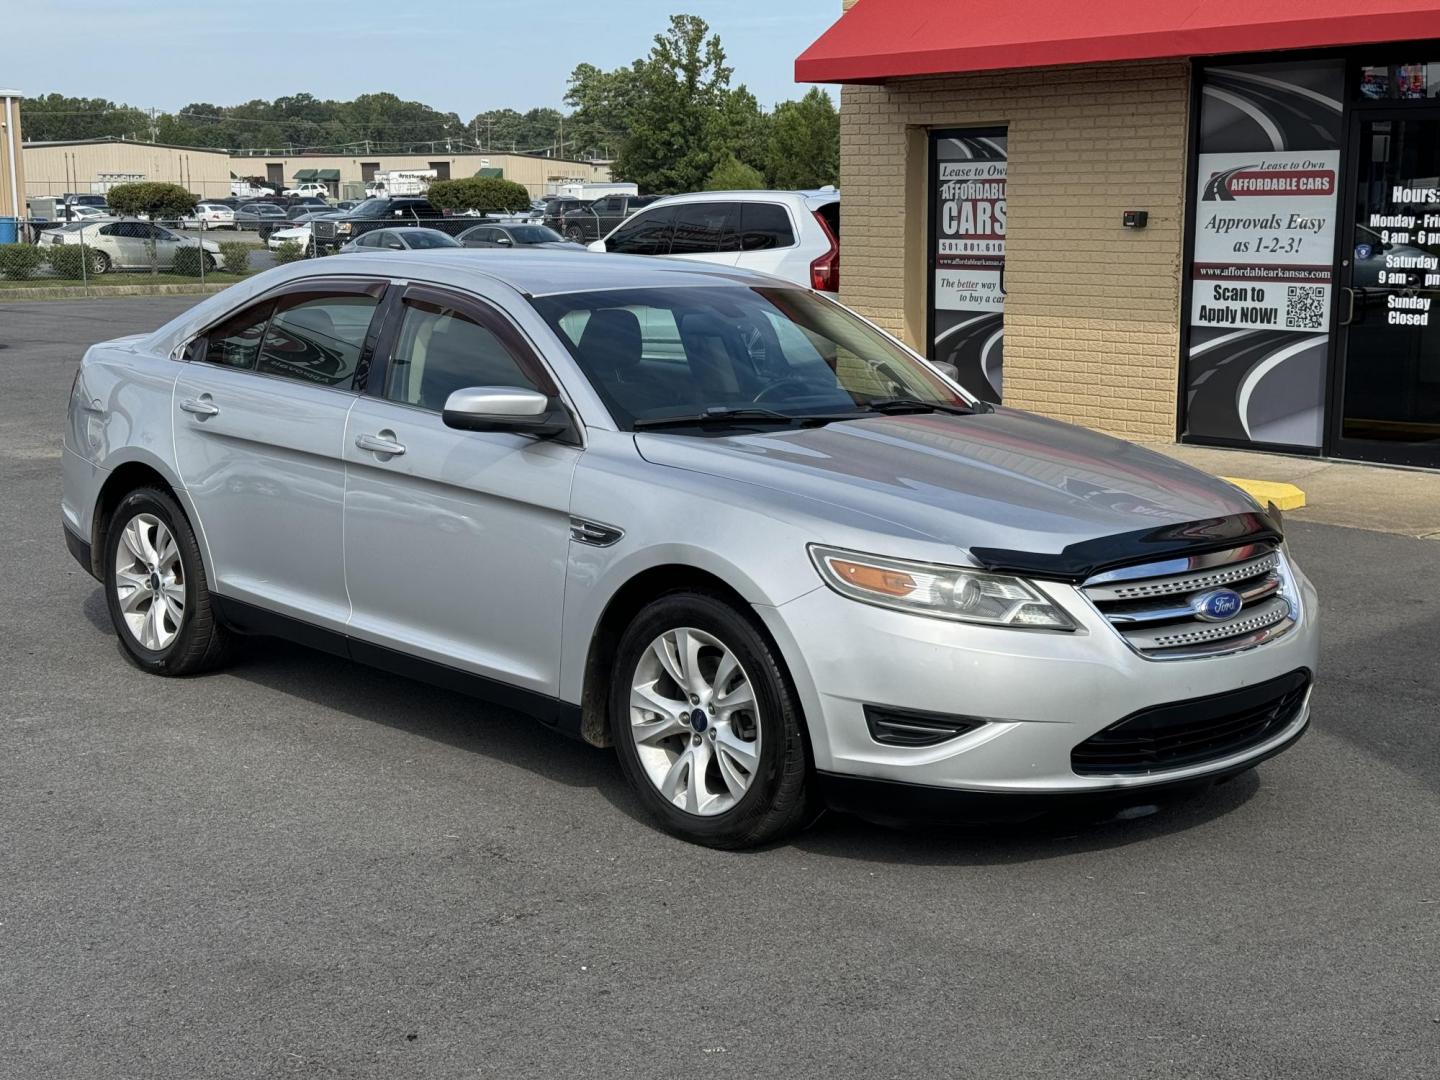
left=864, top=705, right=984, bottom=748
left=1071, top=668, right=1311, bottom=776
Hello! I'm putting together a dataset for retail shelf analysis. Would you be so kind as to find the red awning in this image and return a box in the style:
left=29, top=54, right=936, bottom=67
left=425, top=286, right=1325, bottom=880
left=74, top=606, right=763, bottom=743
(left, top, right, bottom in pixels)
left=796, top=0, right=1440, bottom=83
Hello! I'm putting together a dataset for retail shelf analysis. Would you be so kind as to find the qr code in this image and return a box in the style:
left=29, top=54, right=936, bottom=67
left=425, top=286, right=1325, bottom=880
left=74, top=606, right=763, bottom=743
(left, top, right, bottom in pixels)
left=1286, top=286, right=1325, bottom=329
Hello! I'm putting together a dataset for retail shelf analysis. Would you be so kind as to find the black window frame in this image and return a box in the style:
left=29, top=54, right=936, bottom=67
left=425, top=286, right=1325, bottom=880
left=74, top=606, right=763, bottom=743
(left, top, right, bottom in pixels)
left=669, top=200, right=741, bottom=255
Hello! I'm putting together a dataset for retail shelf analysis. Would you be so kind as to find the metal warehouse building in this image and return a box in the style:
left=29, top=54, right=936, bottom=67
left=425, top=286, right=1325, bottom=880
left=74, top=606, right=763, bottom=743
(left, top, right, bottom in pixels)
left=800, top=0, right=1440, bottom=469
left=23, top=138, right=612, bottom=203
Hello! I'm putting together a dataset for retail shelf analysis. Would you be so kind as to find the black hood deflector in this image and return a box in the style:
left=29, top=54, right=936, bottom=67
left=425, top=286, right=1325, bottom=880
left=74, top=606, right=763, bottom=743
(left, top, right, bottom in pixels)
left=968, top=508, right=1284, bottom=584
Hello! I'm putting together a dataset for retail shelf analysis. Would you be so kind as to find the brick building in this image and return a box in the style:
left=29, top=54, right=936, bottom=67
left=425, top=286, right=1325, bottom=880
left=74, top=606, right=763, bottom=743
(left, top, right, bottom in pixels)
left=799, top=1, right=1440, bottom=469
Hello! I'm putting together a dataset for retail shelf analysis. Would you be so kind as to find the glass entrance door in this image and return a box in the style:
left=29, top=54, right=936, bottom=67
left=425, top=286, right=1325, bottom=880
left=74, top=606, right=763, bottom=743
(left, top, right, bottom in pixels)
left=1335, top=110, right=1440, bottom=466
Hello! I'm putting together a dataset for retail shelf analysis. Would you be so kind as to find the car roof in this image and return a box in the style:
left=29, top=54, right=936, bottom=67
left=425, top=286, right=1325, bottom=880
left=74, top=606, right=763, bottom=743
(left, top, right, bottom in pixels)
left=646, top=189, right=839, bottom=210
left=319, top=249, right=797, bottom=296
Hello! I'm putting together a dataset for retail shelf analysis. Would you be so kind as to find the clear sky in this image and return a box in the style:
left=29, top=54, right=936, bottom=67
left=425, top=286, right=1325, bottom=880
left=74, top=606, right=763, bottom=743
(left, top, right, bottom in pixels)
left=6, top=0, right=838, bottom=113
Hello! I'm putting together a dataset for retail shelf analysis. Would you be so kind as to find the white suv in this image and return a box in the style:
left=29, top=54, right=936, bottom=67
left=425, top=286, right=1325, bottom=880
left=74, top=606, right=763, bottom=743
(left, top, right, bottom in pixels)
left=588, top=189, right=840, bottom=293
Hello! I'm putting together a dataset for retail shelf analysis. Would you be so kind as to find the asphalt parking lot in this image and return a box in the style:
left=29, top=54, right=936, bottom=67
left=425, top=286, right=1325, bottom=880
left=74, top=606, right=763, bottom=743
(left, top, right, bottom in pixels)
left=2, top=298, right=1437, bottom=1079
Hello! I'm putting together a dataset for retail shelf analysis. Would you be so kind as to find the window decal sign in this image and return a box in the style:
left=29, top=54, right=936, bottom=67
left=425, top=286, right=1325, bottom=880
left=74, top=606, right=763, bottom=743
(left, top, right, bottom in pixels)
left=1191, top=149, right=1340, bottom=332
left=930, top=131, right=1007, bottom=403
left=1182, top=61, right=1344, bottom=449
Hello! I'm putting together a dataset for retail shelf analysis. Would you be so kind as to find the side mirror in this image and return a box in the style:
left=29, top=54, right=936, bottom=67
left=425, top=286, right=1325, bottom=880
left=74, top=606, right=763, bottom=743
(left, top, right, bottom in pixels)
left=932, top=360, right=961, bottom=382
left=442, top=386, right=572, bottom=438
left=496, top=236, right=513, bottom=247
left=586, top=240, right=606, bottom=253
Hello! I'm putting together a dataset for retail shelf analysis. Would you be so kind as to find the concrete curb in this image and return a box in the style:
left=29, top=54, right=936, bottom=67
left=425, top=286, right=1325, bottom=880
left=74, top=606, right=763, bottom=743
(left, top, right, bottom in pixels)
left=0, top=283, right=235, bottom=302
left=1220, top=477, right=1307, bottom=511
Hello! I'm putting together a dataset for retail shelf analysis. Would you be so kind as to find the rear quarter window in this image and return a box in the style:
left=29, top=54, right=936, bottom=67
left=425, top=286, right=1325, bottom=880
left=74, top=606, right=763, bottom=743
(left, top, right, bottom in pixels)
left=738, top=203, right=796, bottom=251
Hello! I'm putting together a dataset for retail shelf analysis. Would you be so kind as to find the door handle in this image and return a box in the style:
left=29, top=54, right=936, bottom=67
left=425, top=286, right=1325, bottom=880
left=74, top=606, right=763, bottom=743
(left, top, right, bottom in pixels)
left=180, top=397, right=219, bottom=417
left=355, top=432, right=406, bottom=456
left=1338, top=286, right=1356, bottom=326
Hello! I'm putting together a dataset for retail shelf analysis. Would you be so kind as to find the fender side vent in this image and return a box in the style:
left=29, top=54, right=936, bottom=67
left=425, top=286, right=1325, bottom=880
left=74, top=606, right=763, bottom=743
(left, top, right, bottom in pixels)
left=863, top=705, right=984, bottom=748
left=569, top=517, right=624, bottom=547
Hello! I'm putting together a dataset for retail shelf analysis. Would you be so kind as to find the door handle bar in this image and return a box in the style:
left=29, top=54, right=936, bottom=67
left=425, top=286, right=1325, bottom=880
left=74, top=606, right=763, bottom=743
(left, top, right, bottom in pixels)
left=1338, top=286, right=1356, bottom=327
left=355, top=432, right=406, bottom=456
left=180, top=398, right=219, bottom=417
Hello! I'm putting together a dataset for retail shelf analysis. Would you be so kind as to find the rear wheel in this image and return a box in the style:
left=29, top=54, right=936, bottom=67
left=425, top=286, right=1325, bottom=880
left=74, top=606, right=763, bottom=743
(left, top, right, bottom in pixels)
left=610, top=591, right=812, bottom=848
left=88, top=249, right=110, bottom=275
left=565, top=224, right=585, bottom=244
left=103, top=488, right=231, bottom=676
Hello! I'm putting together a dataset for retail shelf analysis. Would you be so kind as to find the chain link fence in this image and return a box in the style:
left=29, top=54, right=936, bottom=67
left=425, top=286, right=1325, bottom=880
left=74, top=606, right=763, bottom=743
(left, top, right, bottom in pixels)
left=0, top=217, right=259, bottom=292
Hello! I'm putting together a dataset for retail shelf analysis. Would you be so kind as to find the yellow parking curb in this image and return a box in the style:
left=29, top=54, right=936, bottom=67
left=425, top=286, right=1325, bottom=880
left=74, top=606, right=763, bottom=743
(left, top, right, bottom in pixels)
left=1220, top=477, right=1307, bottom=511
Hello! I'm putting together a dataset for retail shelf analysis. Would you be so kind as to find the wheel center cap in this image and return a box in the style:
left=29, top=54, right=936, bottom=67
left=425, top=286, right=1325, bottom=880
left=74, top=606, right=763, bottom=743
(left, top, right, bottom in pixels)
left=149, top=572, right=162, bottom=592
left=690, top=709, right=708, bottom=732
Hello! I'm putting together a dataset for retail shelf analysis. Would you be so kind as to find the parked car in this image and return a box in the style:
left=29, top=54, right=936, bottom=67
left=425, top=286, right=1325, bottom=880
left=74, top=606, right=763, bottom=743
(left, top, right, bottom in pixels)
left=68, top=204, right=111, bottom=222
left=287, top=195, right=332, bottom=211
left=266, top=224, right=314, bottom=253
left=457, top=223, right=577, bottom=249
left=234, top=202, right=291, bottom=236
left=62, top=193, right=110, bottom=220
left=311, top=197, right=450, bottom=252
left=540, top=196, right=589, bottom=233
left=589, top=190, right=841, bottom=293
left=339, top=227, right=461, bottom=252
left=283, top=182, right=331, bottom=199
left=61, top=251, right=1319, bottom=848
left=40, top=220, right=222, bottom=274
left=193, top=203, right=237, bottom=230
left=553, top=193, right=660, bottom=244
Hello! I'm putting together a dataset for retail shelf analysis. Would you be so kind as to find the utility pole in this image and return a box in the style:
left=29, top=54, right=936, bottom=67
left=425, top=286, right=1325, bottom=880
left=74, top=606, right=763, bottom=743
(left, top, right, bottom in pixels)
left=148, top=107, right=158, bottom=143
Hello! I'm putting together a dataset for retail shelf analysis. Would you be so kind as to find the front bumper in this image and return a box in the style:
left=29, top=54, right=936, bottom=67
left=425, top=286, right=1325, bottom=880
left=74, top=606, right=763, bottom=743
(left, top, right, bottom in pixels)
left=754, top=559, right=1319, bottom=797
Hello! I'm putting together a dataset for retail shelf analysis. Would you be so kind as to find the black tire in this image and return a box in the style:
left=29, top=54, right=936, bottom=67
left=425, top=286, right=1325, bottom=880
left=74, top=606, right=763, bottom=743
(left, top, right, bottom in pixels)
left=565, top=225, right=585, bottom=244
left=203, top=254, right=217, bottom=272
left=610, top=590, right=812, bottom=849
left=88, top=249, right=110, bottom=275
left=103, top=487, right=231, bottom=676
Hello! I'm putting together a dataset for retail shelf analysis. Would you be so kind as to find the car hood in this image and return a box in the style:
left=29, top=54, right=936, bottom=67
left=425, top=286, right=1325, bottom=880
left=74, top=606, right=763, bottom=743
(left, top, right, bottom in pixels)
left=634, top=409, right=1259, bottom=560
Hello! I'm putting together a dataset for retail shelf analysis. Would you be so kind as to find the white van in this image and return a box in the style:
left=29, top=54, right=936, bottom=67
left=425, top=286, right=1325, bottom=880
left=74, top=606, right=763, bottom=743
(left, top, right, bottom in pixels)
left=587, top=189, right=840, bottom=293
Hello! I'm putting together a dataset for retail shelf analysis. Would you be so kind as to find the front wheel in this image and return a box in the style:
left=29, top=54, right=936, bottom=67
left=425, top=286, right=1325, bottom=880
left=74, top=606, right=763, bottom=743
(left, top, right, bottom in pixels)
left=88, top=249, right=110, bottom=275
left=565, top=225, right=585, bottom=244
left=610, top=591, right=812, bottom=848
left=103, top=487, right=231, bottom=676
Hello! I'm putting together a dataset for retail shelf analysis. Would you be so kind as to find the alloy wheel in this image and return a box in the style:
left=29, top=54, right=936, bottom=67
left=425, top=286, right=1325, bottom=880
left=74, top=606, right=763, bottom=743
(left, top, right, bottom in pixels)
left=113, top=513, right=185, bottom=651
left=628, top=627, right=762, bottom=816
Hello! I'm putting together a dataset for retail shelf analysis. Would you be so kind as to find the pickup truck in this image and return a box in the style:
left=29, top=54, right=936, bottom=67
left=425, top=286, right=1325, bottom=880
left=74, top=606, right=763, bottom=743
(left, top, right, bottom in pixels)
left=550, top=193, right=659, bottom=244
left=310, top=196, right=458, bottom=252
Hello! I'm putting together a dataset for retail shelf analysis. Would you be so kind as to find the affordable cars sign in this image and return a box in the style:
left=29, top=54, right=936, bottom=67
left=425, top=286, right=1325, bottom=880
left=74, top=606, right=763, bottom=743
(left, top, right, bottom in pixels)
left=1191, top=150, right=1340, bottom=333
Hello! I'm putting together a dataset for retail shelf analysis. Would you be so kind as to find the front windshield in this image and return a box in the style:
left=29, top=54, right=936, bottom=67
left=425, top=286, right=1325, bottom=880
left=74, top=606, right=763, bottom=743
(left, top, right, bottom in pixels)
left=510, top=225, right=564, bottom=243
left=349, top=198, right=389, bottom=216
left=531, top=286, right=973, bottom=430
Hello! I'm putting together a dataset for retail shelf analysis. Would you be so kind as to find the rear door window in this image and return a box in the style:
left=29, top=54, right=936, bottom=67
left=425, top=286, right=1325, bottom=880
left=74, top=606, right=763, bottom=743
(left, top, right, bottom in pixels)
left=738, top=203, right=795, bottom=250
left=669, top=202, right=740, bottom=255
left=255, top=293, right=382, bottom=388
left=606, top=207, right=676, bottom=255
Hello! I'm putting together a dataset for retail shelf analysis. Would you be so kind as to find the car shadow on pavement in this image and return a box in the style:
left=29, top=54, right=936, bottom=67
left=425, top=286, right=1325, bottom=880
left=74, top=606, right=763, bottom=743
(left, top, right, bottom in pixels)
left=790, top=770, right=1262, bottom=866
left=79, top=587, right=1264, bottom=860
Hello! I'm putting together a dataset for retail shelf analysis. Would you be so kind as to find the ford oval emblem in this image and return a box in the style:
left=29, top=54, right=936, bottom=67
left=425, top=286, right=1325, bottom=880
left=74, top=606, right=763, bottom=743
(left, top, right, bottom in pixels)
left=1193, top=588, right=1244, bottom=622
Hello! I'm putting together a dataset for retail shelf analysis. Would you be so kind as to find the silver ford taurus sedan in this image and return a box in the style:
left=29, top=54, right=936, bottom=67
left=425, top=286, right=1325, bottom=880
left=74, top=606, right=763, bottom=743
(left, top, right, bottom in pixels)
left=62, top=252, right=1319, bottom=847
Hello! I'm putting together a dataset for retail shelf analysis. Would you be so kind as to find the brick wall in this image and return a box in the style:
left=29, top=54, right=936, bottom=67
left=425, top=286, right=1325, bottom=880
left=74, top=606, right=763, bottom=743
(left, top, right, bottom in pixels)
left=838, top=59, right=1191, bottom=439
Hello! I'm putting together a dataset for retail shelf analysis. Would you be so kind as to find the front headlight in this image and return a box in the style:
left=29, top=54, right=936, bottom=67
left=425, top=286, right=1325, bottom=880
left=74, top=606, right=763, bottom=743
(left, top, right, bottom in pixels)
left=808, top=545, right=1077, bottom=630
left=336, top=222, right=352, bottom=234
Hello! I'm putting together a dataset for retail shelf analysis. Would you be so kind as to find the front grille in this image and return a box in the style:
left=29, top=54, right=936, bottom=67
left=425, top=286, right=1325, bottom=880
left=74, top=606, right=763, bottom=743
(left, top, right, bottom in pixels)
left=1071, top=668, right=1311, bottom=776
left=313, top=220, right=338, bottom=241
left=1081, top=542, right=1296, bottom=658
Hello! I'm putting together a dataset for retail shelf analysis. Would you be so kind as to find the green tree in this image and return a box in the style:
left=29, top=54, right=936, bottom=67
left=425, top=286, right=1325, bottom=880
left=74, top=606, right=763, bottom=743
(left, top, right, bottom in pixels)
left=714, top=86, right=770, bottom=175
left=766, top=88, right=840, bottom=190
left=612, top=15, right=734, bottom=194
left=564, top=63, right=639, bottom=160
left=20, top=94, right=150, bottom=142
left=104, top=182, right=197, bottom=219
left=425, top=176, right=532, bottom=214
left=703, top=154, right=765, bottom=191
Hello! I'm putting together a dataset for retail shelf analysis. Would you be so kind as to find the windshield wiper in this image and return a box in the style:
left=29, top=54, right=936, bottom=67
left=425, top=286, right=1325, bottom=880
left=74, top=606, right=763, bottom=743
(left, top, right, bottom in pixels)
left=633, top=406, right=848, bottom=431
left=862, top=397, right=992, bottom=416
